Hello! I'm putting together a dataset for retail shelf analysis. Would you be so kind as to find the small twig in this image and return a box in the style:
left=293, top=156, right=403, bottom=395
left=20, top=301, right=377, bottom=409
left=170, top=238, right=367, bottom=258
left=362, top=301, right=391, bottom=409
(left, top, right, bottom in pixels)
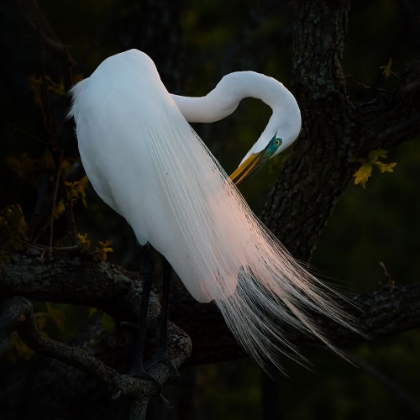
left=9, top=124, right=47, bottom=146
left=33, top=0, right=56, bottom=155
left=376, top=119, right=419, bottom=142
left=53, top=245, right=80, bottom=253
left=19, top=0, right=76, bottom=91
left=29, top=170, right=48, bottom=237
left=7, top=235, right=48, bottom=251
left=346, top=74, right=393, bottom=94
left=49, top=151, right=63, bottom=257
left=32, top=220, right=50, bottom=244
left=379, top=261, right=394, bottom=287
left=8, top=234, right=80, bottom=255
left=59, top=176, right=80, bottom=247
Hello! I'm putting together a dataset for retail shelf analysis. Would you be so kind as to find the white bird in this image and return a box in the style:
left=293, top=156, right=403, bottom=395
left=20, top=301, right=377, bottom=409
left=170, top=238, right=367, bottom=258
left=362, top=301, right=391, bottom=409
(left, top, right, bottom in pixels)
left=69, top=49, right=353, bottom=371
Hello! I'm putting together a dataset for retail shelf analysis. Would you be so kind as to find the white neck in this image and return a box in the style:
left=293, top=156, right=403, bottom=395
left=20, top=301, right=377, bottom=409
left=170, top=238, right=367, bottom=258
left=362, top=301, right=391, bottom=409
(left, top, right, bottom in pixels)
left=171, top=71, right=301, bottom=159
left=171, top=71, right=295, bottom=123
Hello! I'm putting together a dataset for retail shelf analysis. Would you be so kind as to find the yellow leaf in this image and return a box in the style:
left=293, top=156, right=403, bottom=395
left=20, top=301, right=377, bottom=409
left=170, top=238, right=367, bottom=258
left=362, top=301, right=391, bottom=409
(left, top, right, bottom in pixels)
left=28, top=74, right=66, bottom=106
left=368, top=149, right=387, bottom=163
left=36, top=315, right=48, bottom=330
left=46, top=302, right=66, bottom=331
left=7, top=154, right=38, bottom=182
left=65, top=176, right=89, bottom=208
left=98, top=240, right=113, bottom=248
left=77, top=232, right=91, bottom=252
left=61, top=158, right=74, bottom=176
left=28, top=74, right=43, bottom=106
left=0, top=205, right=28, bottom=250
left=384, top=162, right=397, bottom=172
left=94, top=240, right=114, bottom=261
left=375, top=161, right=396, bottom=173
left=353, top=162, right=372, bottom=188
left=55, top=199, right=66, bottom=218
left=352, top=149, right=397, bottom=188
left=101, top=312, right=115, bottom=333
left=10, top=332, right=34, bottom=360
left=73, top=176, right=88, bottom=207
left=88, top=307, right=97, bottom=317
left=379, top=58, right=393, bottom=79
left=49, top=79, right=66, bottom=96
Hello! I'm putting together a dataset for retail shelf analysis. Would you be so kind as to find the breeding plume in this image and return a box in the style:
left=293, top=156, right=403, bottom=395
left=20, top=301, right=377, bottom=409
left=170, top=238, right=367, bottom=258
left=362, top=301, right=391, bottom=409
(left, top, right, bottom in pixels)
left=69, top=49, right=352, bottom=371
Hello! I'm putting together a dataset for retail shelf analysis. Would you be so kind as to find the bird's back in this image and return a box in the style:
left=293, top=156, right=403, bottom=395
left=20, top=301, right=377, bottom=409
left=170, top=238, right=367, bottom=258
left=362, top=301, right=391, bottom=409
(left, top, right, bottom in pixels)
left=70, top=50, right=242, bottom=302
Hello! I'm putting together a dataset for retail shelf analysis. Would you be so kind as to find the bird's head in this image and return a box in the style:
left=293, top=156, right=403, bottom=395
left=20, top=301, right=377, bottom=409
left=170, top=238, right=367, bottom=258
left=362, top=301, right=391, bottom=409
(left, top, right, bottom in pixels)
left=230, top=102, right=301, bottom=186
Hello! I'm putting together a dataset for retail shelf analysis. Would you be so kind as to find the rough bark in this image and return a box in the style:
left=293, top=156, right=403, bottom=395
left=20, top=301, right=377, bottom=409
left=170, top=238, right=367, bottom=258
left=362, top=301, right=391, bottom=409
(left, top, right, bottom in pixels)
left=0, top=296, right=191, bottom=420
left=2, top=256, right=420, bottom=364
left=261, top=0, right=420, bottom=261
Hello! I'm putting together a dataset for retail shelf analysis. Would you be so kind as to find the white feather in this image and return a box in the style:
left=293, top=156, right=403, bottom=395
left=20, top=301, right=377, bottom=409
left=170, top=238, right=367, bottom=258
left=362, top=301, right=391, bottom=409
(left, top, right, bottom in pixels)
left=69, top=49, right=355, bottom=370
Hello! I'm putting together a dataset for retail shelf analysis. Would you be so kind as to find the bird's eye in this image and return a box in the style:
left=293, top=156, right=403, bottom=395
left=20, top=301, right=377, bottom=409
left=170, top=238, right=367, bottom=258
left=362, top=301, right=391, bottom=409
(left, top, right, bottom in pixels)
left=275, top=138, right=282, bottom=146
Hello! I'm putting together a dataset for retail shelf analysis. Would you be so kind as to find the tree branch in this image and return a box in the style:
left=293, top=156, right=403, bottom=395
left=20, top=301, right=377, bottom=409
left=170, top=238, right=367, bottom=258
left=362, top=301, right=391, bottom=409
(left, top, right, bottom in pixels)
left=261, top=1, right=420, bottom=263
left=0, top=296, right=191, bottom=417
left=2, top=256, right=420, bottom=365
left=357, top=57, right=420, bottom=152
left=0, top=255, right=157, bottom=320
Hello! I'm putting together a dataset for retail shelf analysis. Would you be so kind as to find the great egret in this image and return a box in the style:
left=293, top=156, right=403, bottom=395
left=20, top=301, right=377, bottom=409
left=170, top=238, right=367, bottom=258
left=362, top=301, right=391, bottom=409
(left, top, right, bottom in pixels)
left=69, top=49, right=353, bottom=374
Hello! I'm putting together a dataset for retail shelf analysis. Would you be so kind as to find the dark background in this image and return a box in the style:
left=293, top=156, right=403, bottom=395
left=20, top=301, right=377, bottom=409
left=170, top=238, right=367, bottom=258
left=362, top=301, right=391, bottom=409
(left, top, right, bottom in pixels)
left=1, top=0, right=419, bottom=419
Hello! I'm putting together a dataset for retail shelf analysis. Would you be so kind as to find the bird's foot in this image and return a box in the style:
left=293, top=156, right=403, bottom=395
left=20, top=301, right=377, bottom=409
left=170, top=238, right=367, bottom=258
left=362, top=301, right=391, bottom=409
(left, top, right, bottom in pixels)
left=144, top=350, right=180, bottom=378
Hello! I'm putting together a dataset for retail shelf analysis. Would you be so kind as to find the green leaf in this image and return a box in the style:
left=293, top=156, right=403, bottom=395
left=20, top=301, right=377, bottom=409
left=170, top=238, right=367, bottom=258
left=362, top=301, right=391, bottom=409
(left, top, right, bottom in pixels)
left=101, top=312, right=115, bottom=333
left=46, top=302, right=66, bottom=331
left=36, top=314, right=48, bottom=331
left=88, top=307, right=97, bottom=317
left=368, top=149, right=387, bottom=163
left=10, top=332, right=34, bottom=360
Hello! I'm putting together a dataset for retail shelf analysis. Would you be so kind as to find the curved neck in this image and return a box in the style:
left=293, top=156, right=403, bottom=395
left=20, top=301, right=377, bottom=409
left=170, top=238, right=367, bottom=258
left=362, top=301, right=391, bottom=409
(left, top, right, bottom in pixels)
left=171, top=71, right=295, bottom=123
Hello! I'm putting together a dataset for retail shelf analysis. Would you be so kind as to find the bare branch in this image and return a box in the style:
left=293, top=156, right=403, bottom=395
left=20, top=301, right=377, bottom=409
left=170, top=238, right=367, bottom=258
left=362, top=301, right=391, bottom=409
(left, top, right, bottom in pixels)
left=356, top=58, right=420, bottom=152
left=0, top=255, right=153, bottom=320
left=0, top=297, right=191, bottom=416
left=2, top=256, right=420, bottom=365
left=18, top=0, right=77, bottom=84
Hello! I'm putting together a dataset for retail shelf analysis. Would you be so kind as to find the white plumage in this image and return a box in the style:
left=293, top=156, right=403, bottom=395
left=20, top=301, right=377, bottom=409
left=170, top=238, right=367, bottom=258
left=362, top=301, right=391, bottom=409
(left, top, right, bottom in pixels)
left=69, top=49, right=353, bottom=370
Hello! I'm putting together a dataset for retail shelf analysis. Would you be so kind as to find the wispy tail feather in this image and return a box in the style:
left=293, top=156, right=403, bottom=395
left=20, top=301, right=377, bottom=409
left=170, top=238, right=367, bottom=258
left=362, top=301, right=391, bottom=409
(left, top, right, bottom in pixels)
left=135, top=92, right=358, bottom=370
left=67, top=66, right=358, bottom=372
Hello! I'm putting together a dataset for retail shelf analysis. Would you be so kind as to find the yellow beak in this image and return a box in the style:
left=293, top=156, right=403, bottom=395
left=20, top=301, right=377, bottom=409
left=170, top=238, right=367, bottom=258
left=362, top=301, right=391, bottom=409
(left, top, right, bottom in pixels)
left=229, top=151, right=264, bottom=186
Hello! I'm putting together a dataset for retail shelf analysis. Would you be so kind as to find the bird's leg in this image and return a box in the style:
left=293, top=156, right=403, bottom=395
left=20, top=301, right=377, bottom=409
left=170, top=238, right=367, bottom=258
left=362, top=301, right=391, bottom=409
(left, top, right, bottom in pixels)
left=144, top=256, right=179, bottom=377
left=127, top=245, right=159, bottom=387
